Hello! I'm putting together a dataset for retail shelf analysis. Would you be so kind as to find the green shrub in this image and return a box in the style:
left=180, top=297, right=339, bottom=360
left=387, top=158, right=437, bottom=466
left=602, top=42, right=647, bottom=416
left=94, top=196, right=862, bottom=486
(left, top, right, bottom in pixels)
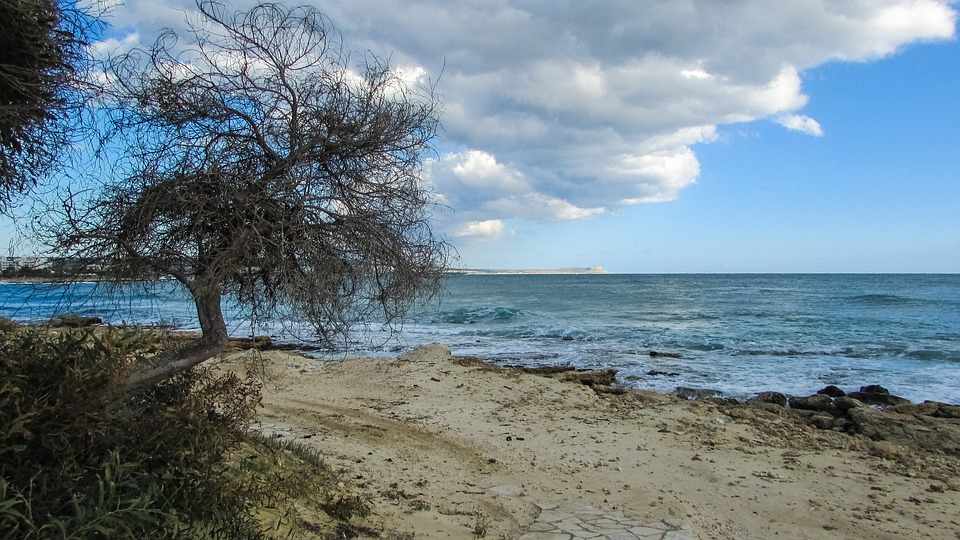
left=0, top=324, right=264, bottom=539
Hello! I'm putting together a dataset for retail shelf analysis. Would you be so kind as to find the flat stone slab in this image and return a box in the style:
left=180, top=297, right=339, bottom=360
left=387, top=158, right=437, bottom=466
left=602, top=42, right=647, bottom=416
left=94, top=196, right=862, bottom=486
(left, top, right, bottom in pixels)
left=519, top=504, right=693, bottom=540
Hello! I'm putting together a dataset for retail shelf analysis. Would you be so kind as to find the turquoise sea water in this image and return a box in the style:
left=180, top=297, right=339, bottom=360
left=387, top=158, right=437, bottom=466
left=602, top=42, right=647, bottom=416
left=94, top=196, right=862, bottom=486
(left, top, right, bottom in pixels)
left=2, top=274, right=959, bottom=403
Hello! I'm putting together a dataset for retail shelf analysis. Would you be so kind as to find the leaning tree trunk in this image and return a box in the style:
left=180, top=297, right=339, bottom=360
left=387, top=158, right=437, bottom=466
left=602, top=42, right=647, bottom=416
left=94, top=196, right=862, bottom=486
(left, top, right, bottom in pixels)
left=125, top=283, right=228, bottom=388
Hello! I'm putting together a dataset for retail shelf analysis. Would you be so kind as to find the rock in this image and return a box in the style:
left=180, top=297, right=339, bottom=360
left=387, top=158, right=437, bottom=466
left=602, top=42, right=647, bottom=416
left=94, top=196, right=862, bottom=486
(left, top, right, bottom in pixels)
left=810, top=414, right=835, bottom=430
left=561, top=369, right=618, bottom=387
left=751, top=401, right=788, bottom=414
left=48, top=314, right=102, bottom=328
left=860, top=385, right=890, bottom=395
left=675, top=387, right=723, bottom=400
left=924, top=401, right=960, bottom=419
left=891, top=401, right=960, bottom=419
left=649, top=350, right=682, bottom=358
left=646, top=370, right=680, bottom=377
left=511, top=364, right=577, bottom=375
left=835, top=396, right=865, bottom=411
left=817, top=385, right=846, bottom=398
left=232, top=335, right=273, bottom=349
left=593, top=384, right=629, bottom=395
left=752, top=391, right=788, bottom=407
left=847, top=391, right=910, bottom=408
left=847, top=407, right=960, bottom=455
left=789, top=394, right=835, bottom=413
left=833, top=417, right=850, bottom=430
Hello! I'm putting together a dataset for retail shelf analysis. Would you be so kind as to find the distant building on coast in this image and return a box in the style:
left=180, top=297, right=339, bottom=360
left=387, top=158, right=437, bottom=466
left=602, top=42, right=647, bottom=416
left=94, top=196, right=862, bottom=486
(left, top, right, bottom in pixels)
left=0, top=256, right=53, bottom=272
left=0, top=256, right=108, bottom=277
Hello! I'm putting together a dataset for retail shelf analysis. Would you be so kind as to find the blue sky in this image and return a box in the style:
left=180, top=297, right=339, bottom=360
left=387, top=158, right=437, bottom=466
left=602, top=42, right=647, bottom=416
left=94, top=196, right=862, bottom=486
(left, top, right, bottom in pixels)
left=2, top=1, right=958, bottom=273
left=452, top=37, right=960, bottom=273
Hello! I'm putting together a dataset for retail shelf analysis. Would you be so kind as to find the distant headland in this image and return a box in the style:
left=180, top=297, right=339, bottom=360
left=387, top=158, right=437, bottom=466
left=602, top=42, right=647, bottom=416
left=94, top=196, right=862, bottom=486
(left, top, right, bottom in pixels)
left=447, top=265, right=606, bottom=275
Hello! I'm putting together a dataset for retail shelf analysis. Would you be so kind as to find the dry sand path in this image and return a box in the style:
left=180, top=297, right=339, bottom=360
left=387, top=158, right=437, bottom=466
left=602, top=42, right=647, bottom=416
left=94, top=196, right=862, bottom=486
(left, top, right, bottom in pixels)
left=220, top=345, right=959, bottom=539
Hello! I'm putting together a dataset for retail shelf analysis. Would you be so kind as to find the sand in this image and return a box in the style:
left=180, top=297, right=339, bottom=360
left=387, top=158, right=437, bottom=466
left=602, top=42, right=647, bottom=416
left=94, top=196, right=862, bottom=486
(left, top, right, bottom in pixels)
left=217, top=344, right=960, bottom=539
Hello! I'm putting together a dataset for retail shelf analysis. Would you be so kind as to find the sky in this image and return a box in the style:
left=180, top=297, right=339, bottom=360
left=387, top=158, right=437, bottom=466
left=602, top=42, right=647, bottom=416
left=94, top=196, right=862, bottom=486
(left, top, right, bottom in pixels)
left=5, top=0, right=960, bottom=272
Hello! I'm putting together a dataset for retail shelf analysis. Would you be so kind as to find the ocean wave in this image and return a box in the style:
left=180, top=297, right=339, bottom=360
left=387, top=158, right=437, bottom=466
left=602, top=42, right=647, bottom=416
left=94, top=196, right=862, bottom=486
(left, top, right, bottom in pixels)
left=902, top=349, right=960, bottom=362
left=732, top=346, right=959, bottom=362
left=843, top=294, right=935, bottom=306
left=678, top=342, right=726, bottom=352
left=456, top=325, right=597, bottom=342
left=431, top=306, right=523, bottom=324
left=735, top=348, right=836, bottom=357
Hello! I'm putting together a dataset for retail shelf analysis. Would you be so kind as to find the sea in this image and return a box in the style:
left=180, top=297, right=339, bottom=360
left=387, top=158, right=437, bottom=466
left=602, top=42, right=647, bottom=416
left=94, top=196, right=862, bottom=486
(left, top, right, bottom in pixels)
left=2, top=274, right=959, bottom=403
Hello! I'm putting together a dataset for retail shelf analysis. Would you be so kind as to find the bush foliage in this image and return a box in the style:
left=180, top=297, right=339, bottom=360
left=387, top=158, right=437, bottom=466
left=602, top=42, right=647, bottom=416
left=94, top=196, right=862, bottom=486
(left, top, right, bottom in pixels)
left=0, top=324, right=325, bottom=539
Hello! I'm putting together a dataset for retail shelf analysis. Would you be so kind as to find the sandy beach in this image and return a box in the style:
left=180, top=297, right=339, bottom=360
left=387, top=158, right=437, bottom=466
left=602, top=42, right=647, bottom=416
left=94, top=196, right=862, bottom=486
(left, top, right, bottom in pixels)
left=216, top=344, right=960, bottom=539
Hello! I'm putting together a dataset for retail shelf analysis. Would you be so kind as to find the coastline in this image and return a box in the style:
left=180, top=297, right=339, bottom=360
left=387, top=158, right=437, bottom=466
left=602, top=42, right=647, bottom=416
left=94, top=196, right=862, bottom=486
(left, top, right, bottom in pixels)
left=5, top=273, right=958, bottom=404
left=217, top=344, right=960, bottom=539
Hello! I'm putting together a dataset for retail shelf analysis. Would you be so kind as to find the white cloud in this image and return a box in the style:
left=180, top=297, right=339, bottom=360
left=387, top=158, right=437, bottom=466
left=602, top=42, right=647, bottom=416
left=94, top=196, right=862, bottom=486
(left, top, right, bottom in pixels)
left=485, top=193, right=605, bottom=221
left=776, top=114, right=825, bottom=137
left=101, top=0, right=956, bottom=235
left=449, top=150, right=527, bottom=193
left=427, top=150, right=605, bottom=224
left=90, top=32, right=140, bottom=57
left=453, top=219, right=504, bottom=238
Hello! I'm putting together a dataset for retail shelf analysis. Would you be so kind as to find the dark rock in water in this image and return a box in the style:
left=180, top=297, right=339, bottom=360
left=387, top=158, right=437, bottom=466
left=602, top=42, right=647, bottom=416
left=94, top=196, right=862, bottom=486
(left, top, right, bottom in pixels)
left=817, top=385, right=846, bottom=398
left=646, top=370, right=680, bottom=377
left=561, top=369, right=617, bottom=387
left=834, top=396, right=865, bottom=411
left=675, top=387, right=722, bottom=400
left=48, top=314, right=102, bottom=328
left=789, top=394, right=835, bottom=413
left=810, top=414, right=835, bottom=430
left=847, top=391, right=910, bottom=408
left=649, top=350, right=682, bottom=359
left=859, top=385, right=890, bottom=395
left=752, top=391, right=788, bottom=407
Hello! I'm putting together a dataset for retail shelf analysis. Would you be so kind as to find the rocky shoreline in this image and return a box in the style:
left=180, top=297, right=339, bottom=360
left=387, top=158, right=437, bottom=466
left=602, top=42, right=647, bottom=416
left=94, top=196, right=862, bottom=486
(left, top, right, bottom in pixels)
left=530, top=362, right=960, bottom=458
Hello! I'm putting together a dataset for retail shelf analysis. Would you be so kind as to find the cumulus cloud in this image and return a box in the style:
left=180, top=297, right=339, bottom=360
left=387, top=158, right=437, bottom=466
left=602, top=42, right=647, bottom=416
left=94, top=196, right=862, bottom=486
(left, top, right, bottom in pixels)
left=90, top=32, right=140, bottom=57
left=453, top=219, right=504, bottom=238
left=426, top=150, right=605, bottom=222
left=99, top=0, right=956, bottom=234
left=776, top=114, right=825, bottom=137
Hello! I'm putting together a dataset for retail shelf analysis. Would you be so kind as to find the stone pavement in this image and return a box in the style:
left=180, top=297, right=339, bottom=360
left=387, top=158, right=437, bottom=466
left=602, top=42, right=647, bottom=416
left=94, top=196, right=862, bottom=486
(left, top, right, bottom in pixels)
left=519, top=504, right=693, bottom=540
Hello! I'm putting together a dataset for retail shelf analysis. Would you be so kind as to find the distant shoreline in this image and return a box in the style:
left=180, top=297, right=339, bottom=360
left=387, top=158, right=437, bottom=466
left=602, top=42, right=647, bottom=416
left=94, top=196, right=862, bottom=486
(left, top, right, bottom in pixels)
left=447, top=266, right=606, bottom=275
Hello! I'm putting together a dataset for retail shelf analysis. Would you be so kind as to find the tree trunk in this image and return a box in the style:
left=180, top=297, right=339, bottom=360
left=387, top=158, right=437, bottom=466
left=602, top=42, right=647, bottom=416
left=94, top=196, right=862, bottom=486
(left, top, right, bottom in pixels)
left=194, top=285, right=228, bottom=346
left=125, top=284, right=228, bottom=389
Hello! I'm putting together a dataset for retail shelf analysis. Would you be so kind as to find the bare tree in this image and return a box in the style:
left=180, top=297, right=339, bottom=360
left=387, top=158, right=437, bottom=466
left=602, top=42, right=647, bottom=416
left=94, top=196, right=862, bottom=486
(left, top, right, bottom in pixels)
left=0, top=0, right=101, bottom=211
left=47, top=1, right=448, bottom=385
